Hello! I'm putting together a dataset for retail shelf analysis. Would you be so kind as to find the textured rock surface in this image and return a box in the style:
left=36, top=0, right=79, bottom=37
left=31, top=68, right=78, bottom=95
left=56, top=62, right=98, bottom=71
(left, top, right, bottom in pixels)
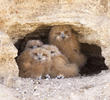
left=0, top=0, right=110, bottom=68
left=0, top=84, right=20, bottom=100
left=0, top=0, right=110, bottom=100
left=0, top=70, right=109, bottom=100
left=0, top=31, right=18, bottom=86
left=9, top=70, right=110, bottom=100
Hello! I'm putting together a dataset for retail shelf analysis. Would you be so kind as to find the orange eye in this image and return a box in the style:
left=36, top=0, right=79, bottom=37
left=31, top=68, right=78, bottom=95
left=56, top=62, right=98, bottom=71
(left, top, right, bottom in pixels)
left=65, top=31, right=68, bottom=33
left=51, top=51, right=55, bottom=54
left=74, top=49, right=79, bottom=53
left=56, top=32, right=61, bottom=35
left=34, top=53, right=38, bottom=56
left=37, top=45, right=41, bottom=47
left=29, top=46, right=33, bottom=48
left=43, top=54, right=47, bottom=57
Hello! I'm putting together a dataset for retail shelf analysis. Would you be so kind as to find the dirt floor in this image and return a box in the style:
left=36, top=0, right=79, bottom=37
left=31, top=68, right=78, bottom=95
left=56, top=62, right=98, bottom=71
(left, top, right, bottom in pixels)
left=1, top=70, right=110, bottom=100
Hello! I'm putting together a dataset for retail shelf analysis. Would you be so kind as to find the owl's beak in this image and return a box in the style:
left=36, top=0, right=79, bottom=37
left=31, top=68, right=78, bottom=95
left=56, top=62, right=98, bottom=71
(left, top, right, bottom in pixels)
left=38, top=57, right=42, bottom=60
left=60, top=32, right=66, bottom=39
left=37, top=54, right=42, bottom=60
left=33, top=46, right=37, bottom=48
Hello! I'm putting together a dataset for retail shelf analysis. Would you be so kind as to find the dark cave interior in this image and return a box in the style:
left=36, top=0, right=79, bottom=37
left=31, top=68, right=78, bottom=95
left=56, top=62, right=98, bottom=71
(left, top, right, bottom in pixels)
left=14, top=25, right=108, bottom=76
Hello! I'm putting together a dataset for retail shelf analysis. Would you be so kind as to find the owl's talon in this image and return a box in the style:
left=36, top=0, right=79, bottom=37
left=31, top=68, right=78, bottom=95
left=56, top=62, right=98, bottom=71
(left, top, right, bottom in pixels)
left=56, top=74, right=64, bottom=79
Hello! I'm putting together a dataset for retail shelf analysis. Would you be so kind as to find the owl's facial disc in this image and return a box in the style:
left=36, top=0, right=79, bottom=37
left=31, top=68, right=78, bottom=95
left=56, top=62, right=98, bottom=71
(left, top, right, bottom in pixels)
left=34, top=53, right=46, bottom=62
left=25, top=40, right=43, bottom=50
left=56, top=31, right=69, bottom=41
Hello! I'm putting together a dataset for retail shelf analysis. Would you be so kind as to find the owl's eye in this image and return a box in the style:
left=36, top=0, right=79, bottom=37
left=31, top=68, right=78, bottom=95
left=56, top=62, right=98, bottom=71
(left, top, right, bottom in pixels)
left=65, top=31, right=68, bottom=33
left=51, top=51, right=55, bottom=54
left=34, top=53, right=38, bottom=56
left=37, top=45, right=41, bottom=47
left=43, top=54, right=47, bottom=57
left=29, top=46, right=33, bottom=48
left=56, top=32, right=60, bottom=35
left=74, top=49, right=79, bottom=53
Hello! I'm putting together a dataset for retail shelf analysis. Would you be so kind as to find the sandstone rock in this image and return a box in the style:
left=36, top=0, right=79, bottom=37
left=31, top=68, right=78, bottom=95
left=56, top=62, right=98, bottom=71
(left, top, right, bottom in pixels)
left=11, top=70, right=110, bottom=100
left=0, top=31, right=18, bottom=86
left=0, top=84, right=20, bottom=100
left=0, top=0, right=110, bottom=69
left=0, top=0, right=110, bottom=100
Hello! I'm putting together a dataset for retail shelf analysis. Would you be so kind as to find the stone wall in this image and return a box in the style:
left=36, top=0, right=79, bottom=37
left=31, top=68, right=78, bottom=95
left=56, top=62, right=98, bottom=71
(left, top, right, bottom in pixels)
left=0, top=0, right=110, bottom=99
left=0, top=0, right=110, bottom=69
left=0, top=31, right=18, bottom=86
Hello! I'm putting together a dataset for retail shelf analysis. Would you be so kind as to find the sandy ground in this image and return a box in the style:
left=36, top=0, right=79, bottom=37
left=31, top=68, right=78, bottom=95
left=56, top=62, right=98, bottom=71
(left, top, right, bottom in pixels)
left=1, top=70, right=110, bottom=100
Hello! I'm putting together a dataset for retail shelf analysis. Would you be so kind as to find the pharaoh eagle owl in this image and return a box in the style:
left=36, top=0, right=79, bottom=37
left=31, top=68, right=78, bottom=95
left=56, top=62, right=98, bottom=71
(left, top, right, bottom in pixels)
left=25, top=40, right=43, bottom=50
left=43, top=45, right=79, bottom=78
left=17, top=48, right=51, bottom=79
left=49, top=25, right=86, bottom=68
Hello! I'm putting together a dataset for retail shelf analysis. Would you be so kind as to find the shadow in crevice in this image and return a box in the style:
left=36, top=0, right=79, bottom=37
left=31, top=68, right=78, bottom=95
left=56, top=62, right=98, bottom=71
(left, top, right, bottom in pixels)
left=80, top=43, right=108, bottom=76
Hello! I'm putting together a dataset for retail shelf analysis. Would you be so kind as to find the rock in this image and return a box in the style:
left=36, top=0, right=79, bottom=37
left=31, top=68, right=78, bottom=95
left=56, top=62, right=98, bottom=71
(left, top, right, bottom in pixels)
left=0, top=0, right=110, bottom=100
left=0, top=31, right=19, bottom=86
left=0, top=84, right=20, bottom=100
left=0, top=0, right=110, bottom=69
left=11, top=70, right=110, bottom=100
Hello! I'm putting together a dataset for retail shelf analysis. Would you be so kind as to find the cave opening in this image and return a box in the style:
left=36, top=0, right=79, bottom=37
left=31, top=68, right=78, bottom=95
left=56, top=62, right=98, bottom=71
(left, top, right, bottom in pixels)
left=14, top=25, right=108, bottom=77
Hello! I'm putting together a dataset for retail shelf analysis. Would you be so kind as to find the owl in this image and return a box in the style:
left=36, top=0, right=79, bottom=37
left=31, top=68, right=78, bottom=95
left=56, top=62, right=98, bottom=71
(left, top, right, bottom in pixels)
left=42, top=45, right=79, bottom=78
left=25, top=40, right=43, bottom=50
left=49, top=25, right=86, bottom=67
left=42, top=45, right=69, bottom=64
left=16, top=48, right=51, bottom=79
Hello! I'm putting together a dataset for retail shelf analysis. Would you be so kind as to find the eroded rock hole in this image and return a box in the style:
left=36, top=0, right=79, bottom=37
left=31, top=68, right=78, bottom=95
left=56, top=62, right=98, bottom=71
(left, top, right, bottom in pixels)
left=80, top=43, right=108, bottom=76
left=15, top=25, right=108, bottom=77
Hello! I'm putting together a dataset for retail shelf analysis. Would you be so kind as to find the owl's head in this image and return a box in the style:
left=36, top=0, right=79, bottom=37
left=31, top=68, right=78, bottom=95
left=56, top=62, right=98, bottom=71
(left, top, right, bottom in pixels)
left=49, top=25, right=72, bottom=41
left=25, top=40, right=43, bottom=50
left=42, top=45, right=61, bottom=57
left=30, top=48, right=51, bottom=62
